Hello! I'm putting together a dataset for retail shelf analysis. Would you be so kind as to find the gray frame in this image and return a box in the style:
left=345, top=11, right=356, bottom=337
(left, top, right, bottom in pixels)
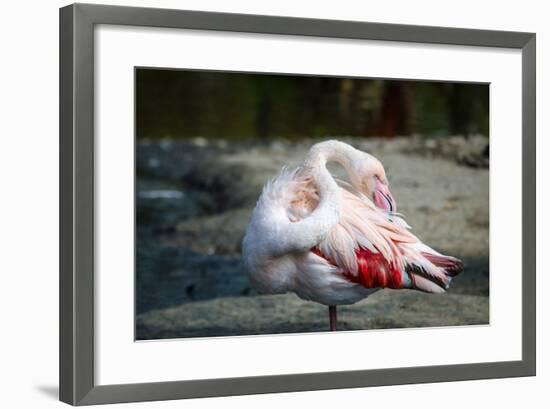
left=59, top=2, right=536, bottom=406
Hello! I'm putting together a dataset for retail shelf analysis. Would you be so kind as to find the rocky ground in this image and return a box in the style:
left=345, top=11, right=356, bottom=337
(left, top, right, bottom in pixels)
left=135, top=136, right=490, bottom=340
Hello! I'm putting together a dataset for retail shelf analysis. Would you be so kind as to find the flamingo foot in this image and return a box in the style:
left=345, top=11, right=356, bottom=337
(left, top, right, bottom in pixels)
left=329, top=305, right=337, bottom=331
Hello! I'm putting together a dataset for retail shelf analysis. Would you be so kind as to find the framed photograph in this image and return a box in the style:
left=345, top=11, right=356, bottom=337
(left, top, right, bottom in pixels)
left=59, top=3, right=536, bottom=405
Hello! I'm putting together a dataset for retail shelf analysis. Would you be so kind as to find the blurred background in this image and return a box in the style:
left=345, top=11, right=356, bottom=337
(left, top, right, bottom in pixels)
left=136, top=69, right=489, bottom=139
left=135, top=68, right=490, bottom=340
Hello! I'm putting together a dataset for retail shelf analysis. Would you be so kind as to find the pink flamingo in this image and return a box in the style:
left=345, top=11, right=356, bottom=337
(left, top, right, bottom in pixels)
left=242, top=140, right=463, bottom=331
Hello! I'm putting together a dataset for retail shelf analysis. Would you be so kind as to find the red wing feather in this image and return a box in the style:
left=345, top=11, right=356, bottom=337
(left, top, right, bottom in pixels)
left=352, top=247, right=403, bottom=289
left=312, top=247, right=403, bottom=289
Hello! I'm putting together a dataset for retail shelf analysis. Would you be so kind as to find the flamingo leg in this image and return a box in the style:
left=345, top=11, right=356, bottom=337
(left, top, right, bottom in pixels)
left=329, top=305, right=337, bottom=331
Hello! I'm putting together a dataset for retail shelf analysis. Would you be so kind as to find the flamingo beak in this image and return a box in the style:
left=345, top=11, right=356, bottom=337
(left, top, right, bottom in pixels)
left=373, top=178, right=397, bottom=212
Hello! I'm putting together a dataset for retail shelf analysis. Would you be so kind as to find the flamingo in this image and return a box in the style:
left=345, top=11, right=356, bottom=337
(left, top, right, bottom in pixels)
left=242, top=140, right=463, bottom=331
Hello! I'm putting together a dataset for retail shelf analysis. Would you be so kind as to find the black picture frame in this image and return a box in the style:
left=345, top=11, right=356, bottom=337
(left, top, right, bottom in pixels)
left=59, top=3, right=536, bottom=405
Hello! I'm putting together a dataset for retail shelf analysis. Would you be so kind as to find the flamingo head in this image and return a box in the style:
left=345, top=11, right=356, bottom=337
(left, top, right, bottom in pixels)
left=349, top=154, right=397, bottom=212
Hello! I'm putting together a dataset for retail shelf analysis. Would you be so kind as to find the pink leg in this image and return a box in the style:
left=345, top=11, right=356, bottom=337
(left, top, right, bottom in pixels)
left=329, top=305, right=337, bottom=331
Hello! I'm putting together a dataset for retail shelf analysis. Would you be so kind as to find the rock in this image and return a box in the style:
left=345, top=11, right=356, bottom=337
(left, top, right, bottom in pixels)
left=136, top=290, right=489, bottom=339
left=401, top=135, right=489, bottom=168
left=173, top=208, right=251, bottom=254
left=455, top=135, right=490, bottom=168
left=191, top=136, right=208, bottom=147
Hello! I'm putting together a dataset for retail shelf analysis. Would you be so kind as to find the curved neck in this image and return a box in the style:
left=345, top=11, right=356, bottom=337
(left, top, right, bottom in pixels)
left=268, top=142, right=347, bottom=256
left=303, top=140, right=362, bottom=177
left=268, top=141, right=366, bottom=256
left=283, top=142, right=354, bottom=252
left=283, top=162, right=341, bottom=253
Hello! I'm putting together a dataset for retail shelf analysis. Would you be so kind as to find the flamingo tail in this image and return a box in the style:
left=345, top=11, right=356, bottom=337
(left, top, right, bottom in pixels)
left=406, top=252, right=464, bottom=293
left=421, top=252, right=464, bottom=277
